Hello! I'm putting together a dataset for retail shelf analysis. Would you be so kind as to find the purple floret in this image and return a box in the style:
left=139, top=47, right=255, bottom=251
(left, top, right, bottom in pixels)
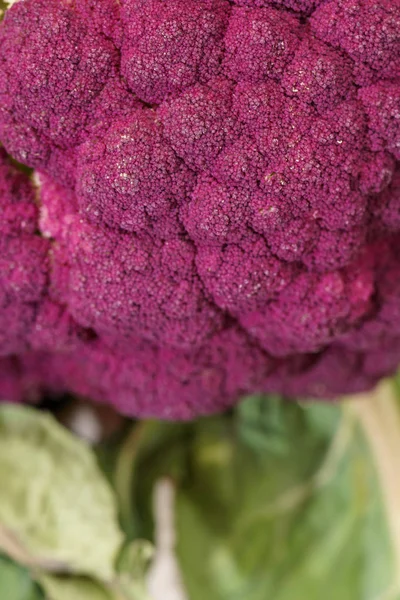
left=196, top=232, right=297, bottom=314
left=311, top=0, right=400, bottom=85
left=76, top=110, right=194, bottom=236
left=224, top=6, right=301, bottom=83
left=281, top=36, right=355, bottom=113
left=120, top=0, right=230, bottom=103
left=0, top=154, right=50, bottom=356
left=359, top=83, right=400, bottom=160
left=47, top=186, right=224, bottom=350
left=159, top=78, right=236, bottom=172
left=378, top=170, right=400, bottom=232
left=230, top=1, right=325, bottom=13
left=233, top=80, right=316, bottom=158
left=0, top=0, right=119, bottom=155
left=0, top=0, right=399, bottom=418
left=240, top=259, right=374, bottom=355
left=0, top=149, right=37, bottom=236
left=0, top=236, right=49, bottom=356
left=181, top=176, right=250, bottom=245
left=21, top=326, right=272, bottom=420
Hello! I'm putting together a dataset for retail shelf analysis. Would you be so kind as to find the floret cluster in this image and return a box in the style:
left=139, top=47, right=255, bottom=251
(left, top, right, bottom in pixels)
left=0, top=0, right=399, bottom=418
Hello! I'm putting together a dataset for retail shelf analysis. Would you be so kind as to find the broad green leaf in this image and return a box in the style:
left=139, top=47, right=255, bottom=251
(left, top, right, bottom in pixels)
left=237, top=395, right=290, bottom=454
left=113, top=423, right=151, bottom=538
left=36, top=542, right=155, bottom=600
left=117, top=540, right=154, bottom=600
left=37, top=574, right=113, bottom=600
left=118, top=539, right=154, bottom=582
left=0, top=0, right=16, bottom=20
left=0, top=555, right=43, bottom=600
left=100, top=420, right=189, bottom=543
left=172, top=390, right=400, bottom=600
left=0, top=405, right=123, bottom=580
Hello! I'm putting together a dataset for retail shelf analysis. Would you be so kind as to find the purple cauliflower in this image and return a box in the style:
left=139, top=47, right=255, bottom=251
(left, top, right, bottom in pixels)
left=0, top=0, right=399, bottom=419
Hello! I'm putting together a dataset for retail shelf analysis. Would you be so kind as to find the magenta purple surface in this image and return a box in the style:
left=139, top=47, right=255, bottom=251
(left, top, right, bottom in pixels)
left=0, top=0, right=399, bottom=418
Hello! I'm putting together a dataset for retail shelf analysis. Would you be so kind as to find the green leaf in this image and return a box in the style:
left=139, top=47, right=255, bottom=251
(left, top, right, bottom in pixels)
left=172, top=394, right=400, bottom=600
left=118, top=539, right=154, bottom=583
left=37, top=574, right=113, bottom=600
left=36, top=541, right=155, bottom=600
left=0, top=555, right=43, bottom=600
left=0, top=0, right=16, bottom=21
left=117, top=540, right=154, bottom=600
left=0, top=1, right=7, bottom=19
left=99, top=420, right=189, bottom=544
left=237, top=395, right=293, bottom=454
left=0, top=404, right=123, bottom=580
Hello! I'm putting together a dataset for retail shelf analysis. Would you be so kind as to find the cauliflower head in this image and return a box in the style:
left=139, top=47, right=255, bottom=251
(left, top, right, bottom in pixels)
left=0, top=0, right=399, bottom=418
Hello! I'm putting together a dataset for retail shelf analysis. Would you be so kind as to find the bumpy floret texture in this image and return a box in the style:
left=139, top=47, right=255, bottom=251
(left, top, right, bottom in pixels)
left=0, top=149, right=50, bottom=356
left=0, top=0, right=399, bottom=418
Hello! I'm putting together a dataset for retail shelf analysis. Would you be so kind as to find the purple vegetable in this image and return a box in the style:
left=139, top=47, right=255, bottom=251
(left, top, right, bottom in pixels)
left=0, top=0, right=399, bottom=418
